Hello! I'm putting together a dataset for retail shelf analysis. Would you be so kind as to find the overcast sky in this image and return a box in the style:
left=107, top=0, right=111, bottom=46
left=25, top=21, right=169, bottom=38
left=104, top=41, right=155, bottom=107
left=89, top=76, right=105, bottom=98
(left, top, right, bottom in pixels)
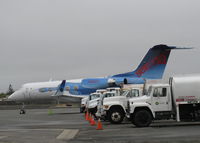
left=0, top=0, right=200, bottom=92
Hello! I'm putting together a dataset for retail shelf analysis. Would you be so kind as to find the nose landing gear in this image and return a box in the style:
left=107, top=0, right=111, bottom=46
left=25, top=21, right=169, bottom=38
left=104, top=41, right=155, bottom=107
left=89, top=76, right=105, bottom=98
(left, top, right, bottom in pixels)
left=20, top=103, right=26, bottom=114
left=20, top=109, right=26, bottom=114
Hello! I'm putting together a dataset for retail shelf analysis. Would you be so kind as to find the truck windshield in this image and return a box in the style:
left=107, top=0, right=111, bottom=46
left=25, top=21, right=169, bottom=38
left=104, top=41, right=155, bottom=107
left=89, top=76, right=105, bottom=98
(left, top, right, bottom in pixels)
left=104, top=93, right=115, bottom=98
left=122, top=91, right=129, bottom=96
left=147, top=86, right=152, bottom=96
left=153, top=87, right=167, bottom=97
left=122, top=89, right=140, bottom=98
left=119, top=90, right=126, bottom=95
left=90, top=94, right=100, bottom=100
left=130, top=89, right=140, bottom=97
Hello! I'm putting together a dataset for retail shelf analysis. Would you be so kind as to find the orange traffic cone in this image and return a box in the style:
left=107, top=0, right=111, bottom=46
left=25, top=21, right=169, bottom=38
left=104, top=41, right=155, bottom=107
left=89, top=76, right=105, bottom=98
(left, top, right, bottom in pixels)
left=90, top=116, right=96, bottom=126
left=96, top=118, right=103, bottom=130
left=88, top=112, right=90, bottom=122
left=85, top=111, right=89, bottom=121
left=88, top=113, right=92, bottom=123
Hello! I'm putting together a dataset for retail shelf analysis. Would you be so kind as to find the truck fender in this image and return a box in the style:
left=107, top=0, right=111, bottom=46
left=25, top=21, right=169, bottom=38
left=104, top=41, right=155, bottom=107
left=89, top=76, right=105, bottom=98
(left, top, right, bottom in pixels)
left=109, top=105, right=126, bottom=115
left=130, top=102, right=155, bottom=118
left=104, top=101, right=125, bottom=111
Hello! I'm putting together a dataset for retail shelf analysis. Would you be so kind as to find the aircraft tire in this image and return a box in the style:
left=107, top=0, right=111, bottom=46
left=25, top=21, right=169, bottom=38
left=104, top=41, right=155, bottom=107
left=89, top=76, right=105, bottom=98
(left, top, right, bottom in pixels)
left=20, top=109, right=26, bottom=114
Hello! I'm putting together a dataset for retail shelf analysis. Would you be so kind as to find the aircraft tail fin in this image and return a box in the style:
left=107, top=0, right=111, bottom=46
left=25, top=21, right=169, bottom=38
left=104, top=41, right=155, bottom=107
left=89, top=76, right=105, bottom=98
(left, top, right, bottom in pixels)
left=113, top=44, right=192, bottom=79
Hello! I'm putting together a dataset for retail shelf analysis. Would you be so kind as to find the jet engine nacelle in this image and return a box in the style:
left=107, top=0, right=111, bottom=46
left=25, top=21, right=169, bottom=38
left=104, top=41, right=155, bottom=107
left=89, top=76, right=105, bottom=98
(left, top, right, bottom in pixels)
left=109, top=77, right=145, bottom=86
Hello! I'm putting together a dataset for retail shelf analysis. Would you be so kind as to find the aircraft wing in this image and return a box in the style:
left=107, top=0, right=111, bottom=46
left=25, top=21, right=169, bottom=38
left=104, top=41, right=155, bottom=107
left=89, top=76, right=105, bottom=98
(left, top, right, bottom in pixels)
left=62, top=91, right=87, bottom=99
left=52, top=80, right=87, bottom=99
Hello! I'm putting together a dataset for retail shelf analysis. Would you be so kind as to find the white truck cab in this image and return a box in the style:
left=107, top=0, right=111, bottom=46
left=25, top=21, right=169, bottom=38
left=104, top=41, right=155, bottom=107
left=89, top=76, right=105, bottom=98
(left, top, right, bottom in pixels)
left=80, top=96, right=89, bottom=113
left=87, top=89, right=107, bottom=116
left=96, top=84, right=144, bottom=124
left=127, top=84, right=172, bottom=124
left=96, top=90, right=118, bottom=120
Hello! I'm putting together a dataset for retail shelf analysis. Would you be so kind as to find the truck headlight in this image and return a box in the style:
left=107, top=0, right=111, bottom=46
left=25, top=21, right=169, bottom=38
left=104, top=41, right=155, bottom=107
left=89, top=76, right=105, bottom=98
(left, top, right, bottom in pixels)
left=103, top=105, right=109, bottom=109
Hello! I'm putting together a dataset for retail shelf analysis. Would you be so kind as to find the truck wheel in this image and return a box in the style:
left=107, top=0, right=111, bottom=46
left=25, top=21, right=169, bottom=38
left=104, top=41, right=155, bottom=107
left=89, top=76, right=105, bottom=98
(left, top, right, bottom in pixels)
left=132, top=110, right=152, bottom=127
left=108, top=108, right=125, bottom=124
left=80, top=107, right=85, bottom=113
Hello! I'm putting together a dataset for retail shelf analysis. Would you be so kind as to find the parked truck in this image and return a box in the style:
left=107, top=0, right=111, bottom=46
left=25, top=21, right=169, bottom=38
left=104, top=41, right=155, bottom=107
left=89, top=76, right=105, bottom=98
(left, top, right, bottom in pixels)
left=96, top=84, right=144, bottom=124
left=87, top=89, right=107, bottom=116
left=95, top=89, right=122, bottom=121
left=80, top=96, right=89, bottom=113
left=127, top=75, right=200, bottom=127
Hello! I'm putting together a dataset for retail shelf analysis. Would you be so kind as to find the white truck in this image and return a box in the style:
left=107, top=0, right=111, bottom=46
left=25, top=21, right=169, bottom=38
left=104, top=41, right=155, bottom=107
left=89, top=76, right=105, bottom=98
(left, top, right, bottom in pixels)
left=86, top=89, right=107, bottom=116
left=80, top=96, right=89, bottom=113
left=80, top=89, right=107, bottom=113
left=96, top=84, right=144, bottom=124
left=95, top=88, right=122, bottom=119
left=127, top=75, right=200, bottom=127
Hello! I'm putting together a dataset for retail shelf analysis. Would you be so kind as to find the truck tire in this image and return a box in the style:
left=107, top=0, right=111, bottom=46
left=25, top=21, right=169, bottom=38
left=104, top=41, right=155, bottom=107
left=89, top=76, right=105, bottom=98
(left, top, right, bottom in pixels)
left=132, top=110, right=152, bottom=127
left=108, top=108, right=125, bottom=124
left=80, top=107, right=85, bottom=113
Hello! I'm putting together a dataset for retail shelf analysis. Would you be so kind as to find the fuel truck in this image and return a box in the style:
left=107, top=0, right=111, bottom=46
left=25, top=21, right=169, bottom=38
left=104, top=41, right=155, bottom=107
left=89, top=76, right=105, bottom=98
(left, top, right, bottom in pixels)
left=127, top=74, right=200, bottom=127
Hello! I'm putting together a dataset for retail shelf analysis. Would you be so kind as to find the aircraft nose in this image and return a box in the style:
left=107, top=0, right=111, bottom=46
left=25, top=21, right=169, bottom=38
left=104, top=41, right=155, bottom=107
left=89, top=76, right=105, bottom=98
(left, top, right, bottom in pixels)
left=8, top=89, right=26, bottom=102
left=8, top=92, right=17, bottom=101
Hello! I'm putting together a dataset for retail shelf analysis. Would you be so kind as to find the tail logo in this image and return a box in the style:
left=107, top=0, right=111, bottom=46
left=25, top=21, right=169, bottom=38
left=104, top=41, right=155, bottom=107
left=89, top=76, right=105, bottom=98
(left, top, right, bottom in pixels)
left=135, top=51, right=169, bottom=77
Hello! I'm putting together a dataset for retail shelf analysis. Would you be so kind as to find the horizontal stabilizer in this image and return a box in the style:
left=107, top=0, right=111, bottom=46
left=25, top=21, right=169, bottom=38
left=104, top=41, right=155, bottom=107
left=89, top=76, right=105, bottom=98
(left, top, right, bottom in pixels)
left=164, top=46, right=193, bottom=50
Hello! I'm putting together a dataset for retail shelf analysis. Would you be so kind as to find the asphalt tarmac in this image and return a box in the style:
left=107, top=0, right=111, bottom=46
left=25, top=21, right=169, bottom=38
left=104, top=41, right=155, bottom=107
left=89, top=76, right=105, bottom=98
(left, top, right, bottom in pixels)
left=0, top=108, right=200, bottom=143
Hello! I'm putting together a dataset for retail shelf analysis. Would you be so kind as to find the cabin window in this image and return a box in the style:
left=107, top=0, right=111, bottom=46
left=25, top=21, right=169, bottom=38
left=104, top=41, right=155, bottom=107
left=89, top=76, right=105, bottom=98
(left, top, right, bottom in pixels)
left=126, top=91, right=131, bottom=97
left=48, top=88, right=53, bottom=92
left=105, top=93, right=115, bottom=98
left=39, top=88, right=47, bottom=93
left=66, top=86, right=70, bottom=91
left=90, top=94, right=100, bottom=100
left=130, top=89, right=140, bottom=97
left=74, top=86, right=78, bottom=91
left=153, top=87, right=167, bottom=97
left=120, top=90, right=126, bottom=95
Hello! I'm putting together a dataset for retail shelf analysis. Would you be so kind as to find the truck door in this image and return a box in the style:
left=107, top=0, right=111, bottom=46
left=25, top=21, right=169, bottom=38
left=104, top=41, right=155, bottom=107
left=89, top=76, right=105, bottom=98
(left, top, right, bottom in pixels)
left=151, top=87, right=171, bottom=111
